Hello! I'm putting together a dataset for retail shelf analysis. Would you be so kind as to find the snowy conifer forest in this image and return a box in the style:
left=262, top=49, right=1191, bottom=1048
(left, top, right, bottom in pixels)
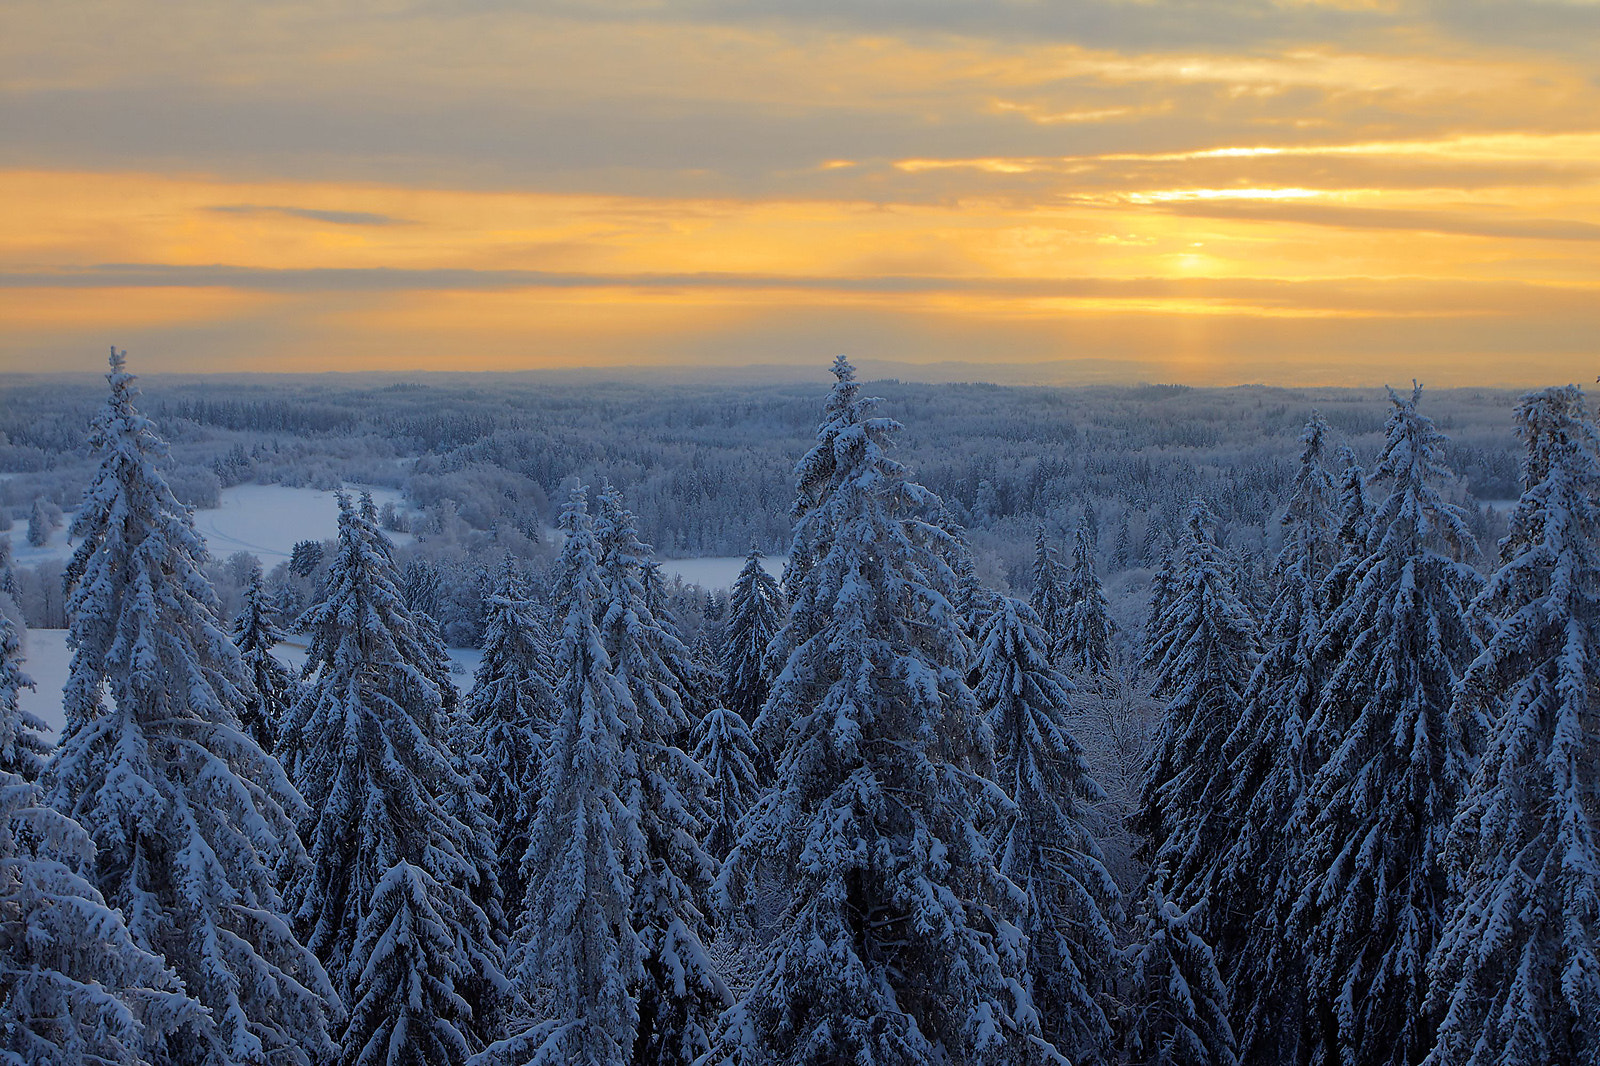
left=2, top=350, right=1597, bottom=1066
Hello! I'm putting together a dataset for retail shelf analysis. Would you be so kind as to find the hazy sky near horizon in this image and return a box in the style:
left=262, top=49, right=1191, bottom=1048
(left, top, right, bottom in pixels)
left=3, top=1, right=1599, bottom=384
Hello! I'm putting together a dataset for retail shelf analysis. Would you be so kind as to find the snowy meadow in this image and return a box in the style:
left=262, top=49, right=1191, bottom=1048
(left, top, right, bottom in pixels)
left=1, top=354, right=1595, bottom=1066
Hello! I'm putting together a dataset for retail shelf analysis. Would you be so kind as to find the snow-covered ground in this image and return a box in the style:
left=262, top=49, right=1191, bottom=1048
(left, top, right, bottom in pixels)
left=10, top=482, right=411, bottom=568
left=192, top=484, right=411, bottom=562
left=15, top=628, right=70, bottom=736
left=657, top=554, right=785, bottom=591
left=14, top=628, right=482, bottom=741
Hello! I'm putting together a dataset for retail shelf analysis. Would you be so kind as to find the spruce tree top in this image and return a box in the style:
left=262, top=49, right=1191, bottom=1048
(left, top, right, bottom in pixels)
left=296, top=493, right=448, bottom=720
left=1282, top=411, right=1338, bottom=587
left=715, top=356, right=1050, bottom=1065
left=1369, top=382, right=1476, bottom=559
left=62, top=347, right=251, bottom=733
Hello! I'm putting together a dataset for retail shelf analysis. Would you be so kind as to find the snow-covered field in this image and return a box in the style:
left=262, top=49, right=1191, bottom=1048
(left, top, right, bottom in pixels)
left=14, top=628, right=482, bottom=741
left=10, top=482, right=411, bottom=568
left=530, top=527, right=782, bottom=592
left=657, top=554, right=784, bottom=591
left=14, top=628, right=70, bottom=736
left=193, top=484, right=411, bottom=561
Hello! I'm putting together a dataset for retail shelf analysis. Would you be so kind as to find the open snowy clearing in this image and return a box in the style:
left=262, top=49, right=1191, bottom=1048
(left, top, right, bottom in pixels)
left=194, top=483, right=411, bottom=561
left=533, top=527, right=780, bottom=593
left=656, top=554, right=785, bottom=591
left=14, top=627, right=71, bottom=737
left=14, top=628, right=482, bottom=740
left=10, top=482, right=411, bottom=568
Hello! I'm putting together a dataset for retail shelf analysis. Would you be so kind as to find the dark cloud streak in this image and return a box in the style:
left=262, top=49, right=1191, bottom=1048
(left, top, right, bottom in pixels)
left=207, top=204, right=410, bottom=226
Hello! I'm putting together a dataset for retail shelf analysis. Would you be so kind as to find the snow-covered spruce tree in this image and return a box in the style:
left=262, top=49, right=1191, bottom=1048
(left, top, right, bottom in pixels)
left=1425, top=385, right=1600, bottom=1066
left=0, top=537, right=18, bottom=603
left=1059, top=517, right=1114, bottom=677
left=932, top=501, right=989, bottom=634
left=691, top=630, right=725, bottom=706
left=1131, top=500, right=1259, bottom=909
left=340, top=860, right=475, bottom=1066
left=231, top=559, right=294, bottom=757
left=392, top=554, right=457, bottom=719
left=26, top=500, right=49, bottom=550
left=719, top=544, right=784, bottom=726
left=463, top=559, right=556, bottom=932
left=0, top=613, right=46, bottom=782
left=1289, top=383, right=1482, bottom=1066
left=361, top=513, right=498, bottom=955
left=403, top=558, right=442, bottom=623
left=709, top=356, right=1056, bottom=1065
left=1, top=769, right=200, bottom=1066
left=954, top=541, right=990, bottom=632
left=1030, top=524, right=1070, bottom=649
left=1319, top=447, right=1372, bottom=627
left=4, top=588, right=192, bottom=1066
left=1209, top=413, right=1337, bottom=1066
left=1122, top=882, right=1238, bottom=1066
left=643, top=558, right=724, bottom=732
left=691, top=705, right=761, bottom=862
left=284, top=494, right=502, bottom=1064
left=1282, top=412, right=1341, bottom=590
left=46, top=348, right=337, bottom=1066
left=479, top=488, right=645, bottom=1066
left=975, top=596, right=1121, bottom=1063
left=1114, top=515, right=1133, bottom=571
left=593, top=484, right=727, bottom=1064
left=1142, top=541, right=1180, bottom=671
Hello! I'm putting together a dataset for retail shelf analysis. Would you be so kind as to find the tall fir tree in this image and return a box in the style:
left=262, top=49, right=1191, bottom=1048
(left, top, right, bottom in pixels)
left=1122, top=883, right=1239, bottom=1066
left=231, top=559, right=294, bottom=756
left=403, top=558, right=442, bottom=623
left=975, top=596, right=1121, bottom=1063
left=1029, top=524, right=1070, bottom=650
left=340, top=860, right=476, bottom=1066
left=1143, top=539, right=1180, bottom=669
left=1320, top=447, right=1372, bottom=629
left=641, top=557, right=721, bottom=730
left=6, top=575, right=194, bottom=1066
left=0, top=613, right=46, bottom=782
left=1131, top=500, right=1260, bottom=910
left=1, top=768, right=199, bottom=1066
left=0, top=536, right=18, bottom=600
left=592, top=485, right=727, bottom=1064
left=46, top=348, right=337, bottom=1066
left=719, top=545, right=783, bottom=727
left=1289, top=384, right=1482, bottom=1066
left=1209, top=413, right=1338, bottom=1065
left=931, top=501, right=985, bottom=632
left=1141, top=518, right=1164, bottom=572
left=284, top=495, right=501, bottom=1065
left=463, top=559, right=556, bottom=932
left=1059, top=516, right=1114, bottom=677
left=709, top=356, right=1056, bottom=1065
left=26, top=500, right=49, bottom=550
left=691, top=705, right=761, bottom=864
left=1425, top=385, right=1600, bottom=1066
left=482, top=488, right=645, bottom=1066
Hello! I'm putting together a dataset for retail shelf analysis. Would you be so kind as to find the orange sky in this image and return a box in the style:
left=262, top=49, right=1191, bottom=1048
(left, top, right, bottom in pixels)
left=2, top=1, right=1598, bottom=384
